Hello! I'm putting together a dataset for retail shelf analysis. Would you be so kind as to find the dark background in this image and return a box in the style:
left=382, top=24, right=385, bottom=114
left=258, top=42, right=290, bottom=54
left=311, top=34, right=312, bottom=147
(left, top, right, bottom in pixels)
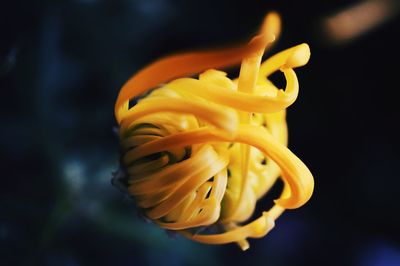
left=1, top=0, right=400, bottom=265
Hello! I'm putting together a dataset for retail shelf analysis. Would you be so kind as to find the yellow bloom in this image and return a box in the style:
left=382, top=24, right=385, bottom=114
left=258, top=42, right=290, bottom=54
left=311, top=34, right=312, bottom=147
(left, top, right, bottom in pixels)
left=114, top=12, right=314, bottom=250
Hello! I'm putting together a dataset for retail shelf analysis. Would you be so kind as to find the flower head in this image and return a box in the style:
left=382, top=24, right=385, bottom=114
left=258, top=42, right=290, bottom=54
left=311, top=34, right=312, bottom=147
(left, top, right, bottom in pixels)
left=114, top=12, right=314, bottom=250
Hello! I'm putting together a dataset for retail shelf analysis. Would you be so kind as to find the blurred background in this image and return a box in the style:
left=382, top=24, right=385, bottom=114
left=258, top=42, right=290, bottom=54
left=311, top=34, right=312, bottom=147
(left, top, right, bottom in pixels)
left=1, top=0, right=400, bottom=265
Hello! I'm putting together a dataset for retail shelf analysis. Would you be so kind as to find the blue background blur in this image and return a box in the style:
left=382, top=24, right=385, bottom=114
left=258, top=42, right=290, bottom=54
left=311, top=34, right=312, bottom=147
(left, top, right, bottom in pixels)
left=1, top=0, right=400, bottom=265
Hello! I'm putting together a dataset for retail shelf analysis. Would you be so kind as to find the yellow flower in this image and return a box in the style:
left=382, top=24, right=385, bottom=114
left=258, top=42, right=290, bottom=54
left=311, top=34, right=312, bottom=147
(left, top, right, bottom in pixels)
left=114, top=12, right=314, bottom=250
